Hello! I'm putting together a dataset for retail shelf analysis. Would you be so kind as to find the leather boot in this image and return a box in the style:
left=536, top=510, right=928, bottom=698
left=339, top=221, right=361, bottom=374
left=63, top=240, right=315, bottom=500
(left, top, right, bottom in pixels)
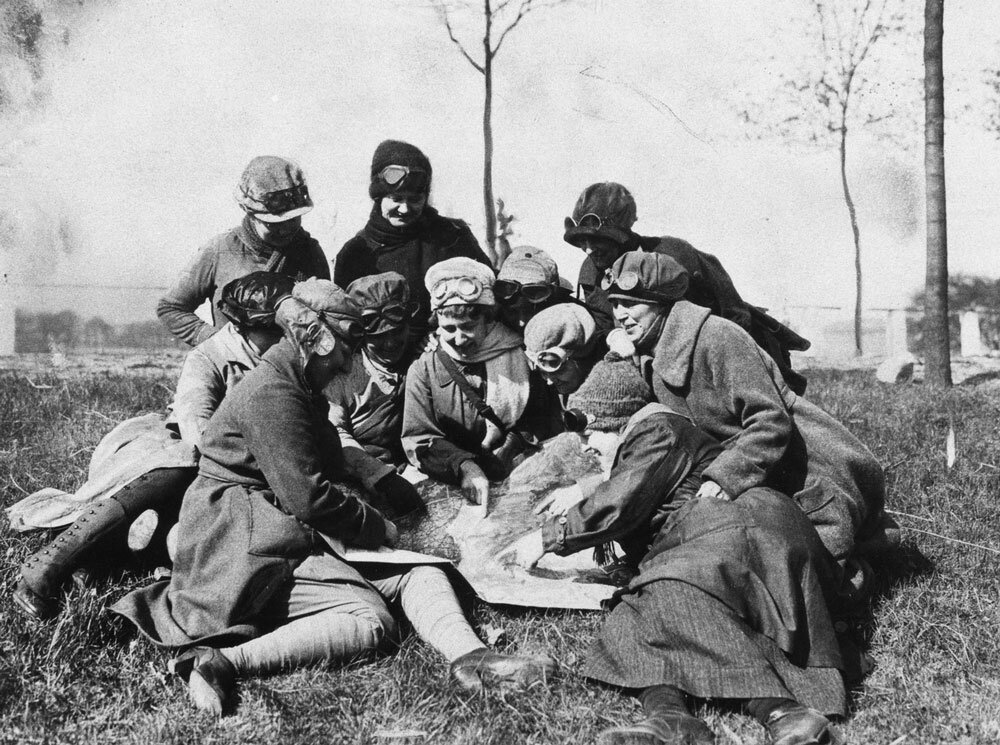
left=765, top=704, right=836, bottom=745
left=597, top=714, right=717, bottom=745
left=449, top=648, right=557, bottom=691
left=15, top=498, right=127, bottom=619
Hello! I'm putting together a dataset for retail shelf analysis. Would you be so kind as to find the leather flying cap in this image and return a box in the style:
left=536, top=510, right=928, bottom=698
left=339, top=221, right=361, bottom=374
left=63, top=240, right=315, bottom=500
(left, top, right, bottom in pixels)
left=217, top=271, right=294, bottom=330
left=563, top=182, right=637, bottom=248
left=605, top=251, right=689, bottom=305
left=235, top=156, right=314, bottom=223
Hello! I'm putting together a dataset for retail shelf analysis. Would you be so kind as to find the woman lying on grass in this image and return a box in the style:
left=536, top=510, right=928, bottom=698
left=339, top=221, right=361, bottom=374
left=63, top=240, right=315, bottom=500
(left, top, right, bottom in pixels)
left=401, top=257, right=563, bottom=508
left=505, top=357, right=846, bottom=745
left=11, top=271, right=292, bottom=620
left=113, top=278, right=554, bottom=715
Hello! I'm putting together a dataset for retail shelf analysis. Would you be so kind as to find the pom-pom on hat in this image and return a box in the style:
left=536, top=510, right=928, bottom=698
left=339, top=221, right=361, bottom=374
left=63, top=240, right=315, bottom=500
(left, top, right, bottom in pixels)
left=566, top=356, right=653, bottom=433
left=235, top=156, right=314, bottom=223
left=604, top=251, right=689, bottom=305
left=217, top=271, right=294, bottom=331
left=497, top=246, right=560, bottom=287
left=563, top=182, right=637, bottom=248
left=369, top=139, right=432, bottom=199
left=524, top=303, right=596, bottom=360
left=425, top=257, right=496, bottom=311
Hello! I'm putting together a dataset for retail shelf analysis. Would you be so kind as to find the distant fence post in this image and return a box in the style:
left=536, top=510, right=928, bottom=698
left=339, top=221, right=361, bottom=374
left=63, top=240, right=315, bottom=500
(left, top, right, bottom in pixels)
left=0, top=258, right=14, bottom=356
left=960, top=310, right=985, bottom=357
left=884, top=308, right=910, bottom=356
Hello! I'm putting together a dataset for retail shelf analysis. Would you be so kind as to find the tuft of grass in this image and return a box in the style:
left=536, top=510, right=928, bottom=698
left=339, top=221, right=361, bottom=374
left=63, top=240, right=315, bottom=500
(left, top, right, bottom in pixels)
left=2, top=366, right=1000, bottom=743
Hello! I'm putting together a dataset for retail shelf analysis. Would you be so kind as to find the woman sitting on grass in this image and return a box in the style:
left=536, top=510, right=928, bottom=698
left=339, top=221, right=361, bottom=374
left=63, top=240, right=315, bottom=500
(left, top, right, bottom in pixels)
left=601, top=251, right=897, bottom=586
left=113, top=278, right=554, bottom=715
left=506, top=358, right=846, bottom=745
left=401, top=257, right=563, bottom=508
left=11, top=272, right=292, bottom=620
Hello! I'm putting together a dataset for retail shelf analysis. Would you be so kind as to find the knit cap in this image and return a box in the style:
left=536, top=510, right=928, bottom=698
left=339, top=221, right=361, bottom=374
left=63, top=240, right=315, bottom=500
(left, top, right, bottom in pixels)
left=498, top=246, right=560, bottom=286
left=524, top=303, right=596, bottom=359
left=566, top=356, right=652, bottom=432
left=425, top=257, right=496, bottom=310
left=563, top=182, right=637, bottom=248
left=235, top=156, right=313, bottom=222
left=606, top=251, right=689, bottom=305
left=369, top=139, right=432, bottom=199
left=217, top=271, right=294, bottom=331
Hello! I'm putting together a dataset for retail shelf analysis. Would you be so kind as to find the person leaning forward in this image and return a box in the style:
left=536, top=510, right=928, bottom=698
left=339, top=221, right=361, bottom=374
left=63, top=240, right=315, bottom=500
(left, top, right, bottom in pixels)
left=333, top=139, right=492, bottom=337
left=563, top=181, right=811, bottom=394
left=157, top=156, right=330, bottom=347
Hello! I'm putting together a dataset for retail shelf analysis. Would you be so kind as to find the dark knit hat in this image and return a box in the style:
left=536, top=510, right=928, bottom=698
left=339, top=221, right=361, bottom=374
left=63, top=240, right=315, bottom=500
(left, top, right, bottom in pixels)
left=566, top=356, right=653, bottom=432
left=605, top=251, right=689, bottom=305
left=563, top=182, right=637, bottom=248
left=235, top=156, right=313, bottom=222
left=369, top=140, right=432, bottom=199
left=217, top=271, right=294, bottom=331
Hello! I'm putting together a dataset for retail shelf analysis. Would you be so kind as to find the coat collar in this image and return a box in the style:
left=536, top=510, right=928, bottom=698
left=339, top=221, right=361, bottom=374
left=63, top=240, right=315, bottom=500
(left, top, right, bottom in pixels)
left=650, top=300, right=712, bottom=388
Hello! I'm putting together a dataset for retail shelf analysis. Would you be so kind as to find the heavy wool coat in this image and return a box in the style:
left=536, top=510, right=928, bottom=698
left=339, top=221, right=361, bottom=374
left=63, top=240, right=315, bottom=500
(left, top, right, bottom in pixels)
left=645, top=300, right=886, bottom=562
left=112, top=339, right=388, bottom=647
left=542, top=406, right=843, bottom=693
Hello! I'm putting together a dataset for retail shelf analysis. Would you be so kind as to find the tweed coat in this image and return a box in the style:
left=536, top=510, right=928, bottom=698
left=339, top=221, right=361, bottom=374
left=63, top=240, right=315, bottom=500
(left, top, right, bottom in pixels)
left=542, top=406, right=842, bottom=675
left=645, top=300, right=886, bottom=562
left=112, top=339, right=388, bottom=647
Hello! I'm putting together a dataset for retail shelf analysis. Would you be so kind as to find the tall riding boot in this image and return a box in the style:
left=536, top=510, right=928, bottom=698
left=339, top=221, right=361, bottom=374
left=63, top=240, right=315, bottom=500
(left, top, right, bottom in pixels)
left=14, top=498, right=128, bottom=620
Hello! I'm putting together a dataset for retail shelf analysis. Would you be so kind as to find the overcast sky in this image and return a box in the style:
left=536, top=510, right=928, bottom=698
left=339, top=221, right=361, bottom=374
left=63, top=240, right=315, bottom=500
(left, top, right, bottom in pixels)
left=1, top=0, right=998, bottom=324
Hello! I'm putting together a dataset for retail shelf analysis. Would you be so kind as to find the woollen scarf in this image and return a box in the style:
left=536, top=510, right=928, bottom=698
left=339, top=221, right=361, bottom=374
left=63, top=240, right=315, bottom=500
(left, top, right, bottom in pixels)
left=437, top=322, right=531, bottom=450
left=363, top=204, right=441, bottom=248
left=235, top=215, right=310, bottom=271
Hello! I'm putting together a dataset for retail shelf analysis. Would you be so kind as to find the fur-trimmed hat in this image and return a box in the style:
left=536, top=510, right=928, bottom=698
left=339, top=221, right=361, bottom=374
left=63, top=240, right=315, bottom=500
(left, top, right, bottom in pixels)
left=566, top=356, right=653, bottom=432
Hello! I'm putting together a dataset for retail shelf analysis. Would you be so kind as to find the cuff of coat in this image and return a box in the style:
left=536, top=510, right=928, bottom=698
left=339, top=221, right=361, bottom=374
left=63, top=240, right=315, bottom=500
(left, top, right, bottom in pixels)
left=342, top=446, right=396, bottom=491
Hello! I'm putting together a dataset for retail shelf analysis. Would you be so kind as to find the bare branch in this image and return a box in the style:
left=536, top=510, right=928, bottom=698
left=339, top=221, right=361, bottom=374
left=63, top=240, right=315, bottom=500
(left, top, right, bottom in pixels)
left=492, top=0, right=534, bottom=56
left=438, top=4, right=485, bottom=73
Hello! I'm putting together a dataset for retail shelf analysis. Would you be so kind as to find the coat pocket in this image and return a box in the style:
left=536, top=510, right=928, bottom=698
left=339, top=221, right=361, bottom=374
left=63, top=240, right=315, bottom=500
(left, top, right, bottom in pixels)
left=245, top=491, right=313, bottom=558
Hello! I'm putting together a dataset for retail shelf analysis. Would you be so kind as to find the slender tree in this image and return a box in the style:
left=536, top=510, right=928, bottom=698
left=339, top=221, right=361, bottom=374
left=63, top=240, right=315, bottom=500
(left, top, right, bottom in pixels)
left=742, top=0, right=905, bottom=356
left=434, top=0, right=565, bottom=264
left=923, top=0, right=951, bottom=386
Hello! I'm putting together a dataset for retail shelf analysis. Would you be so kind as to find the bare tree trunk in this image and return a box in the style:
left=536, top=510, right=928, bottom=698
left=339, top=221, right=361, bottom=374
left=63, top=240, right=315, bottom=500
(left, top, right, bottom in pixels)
left=481, top=0, right=497, bottom=265
left=838, top=116, right=864, bottom=356
left=924, top=0, right=951, bottom=386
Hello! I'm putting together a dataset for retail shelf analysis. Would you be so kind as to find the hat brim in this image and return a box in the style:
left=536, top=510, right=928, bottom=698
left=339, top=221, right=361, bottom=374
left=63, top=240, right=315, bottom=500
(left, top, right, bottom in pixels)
left=251, top=204, right=314, bottom=223
left=563, top=224, right=632, bottom=248
left=607, top=288, right=674, bottom=305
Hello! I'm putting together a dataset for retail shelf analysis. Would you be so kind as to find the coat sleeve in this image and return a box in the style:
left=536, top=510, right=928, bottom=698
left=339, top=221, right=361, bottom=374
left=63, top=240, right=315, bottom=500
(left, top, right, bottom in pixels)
left=156, top=243, right=218, bottom=347
left=244, top=378, right=387, bottom=549
left=659, top=238, right=752, bottom=331
left=400, top=357, right=476, bottom=484
left=699, top=324, right=793, bottom=496
left=303, top=236, right=331, bottom=280
left=541, top=415, right=696, bottom=556
left=454, top=222, right=494, bottom=269
left=171, top=347, right=226, bottom=450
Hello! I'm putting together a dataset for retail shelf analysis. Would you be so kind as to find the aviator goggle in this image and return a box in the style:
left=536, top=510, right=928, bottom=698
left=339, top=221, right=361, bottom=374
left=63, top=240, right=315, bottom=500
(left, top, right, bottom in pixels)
left=310, top=316, right=365, bottom=356
left=360, top=301, right=421, bottom=333
left=600, top=269, right=641, bottom=293
left=377, top=165, right=430, bottom=193
left=493, top=279, right=556, bottom=305
left=563, top=212, right=609, bottom=231
left=525, top=346, right=570, bottom=374
left=431, top=276, right=486, bottom=305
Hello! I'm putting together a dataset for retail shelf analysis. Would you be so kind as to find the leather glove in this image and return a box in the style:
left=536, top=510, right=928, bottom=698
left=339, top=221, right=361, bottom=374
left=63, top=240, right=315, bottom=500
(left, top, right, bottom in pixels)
left=373, top=473, right=425, bottom=516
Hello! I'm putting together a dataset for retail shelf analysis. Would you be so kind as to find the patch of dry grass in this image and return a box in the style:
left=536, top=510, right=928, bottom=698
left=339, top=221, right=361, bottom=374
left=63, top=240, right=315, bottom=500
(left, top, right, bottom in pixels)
left=2, top=368, right=1000, bottom=743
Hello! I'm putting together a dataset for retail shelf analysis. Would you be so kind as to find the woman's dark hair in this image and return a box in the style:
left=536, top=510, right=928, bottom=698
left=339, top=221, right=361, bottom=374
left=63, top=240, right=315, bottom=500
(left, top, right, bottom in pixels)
left=434, top=304, right=494, bottom=322
left=217, top=272, right=295, bottom=332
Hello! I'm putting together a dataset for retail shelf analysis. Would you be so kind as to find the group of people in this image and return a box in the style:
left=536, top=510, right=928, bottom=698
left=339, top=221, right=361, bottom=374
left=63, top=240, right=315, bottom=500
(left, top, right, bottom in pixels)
left=10, top=140, right=899, bottom=745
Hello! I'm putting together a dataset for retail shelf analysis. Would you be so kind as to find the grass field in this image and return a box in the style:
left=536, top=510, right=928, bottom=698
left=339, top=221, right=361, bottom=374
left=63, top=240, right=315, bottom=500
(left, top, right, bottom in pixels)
left=2, top=366, right=1000, bottom=744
